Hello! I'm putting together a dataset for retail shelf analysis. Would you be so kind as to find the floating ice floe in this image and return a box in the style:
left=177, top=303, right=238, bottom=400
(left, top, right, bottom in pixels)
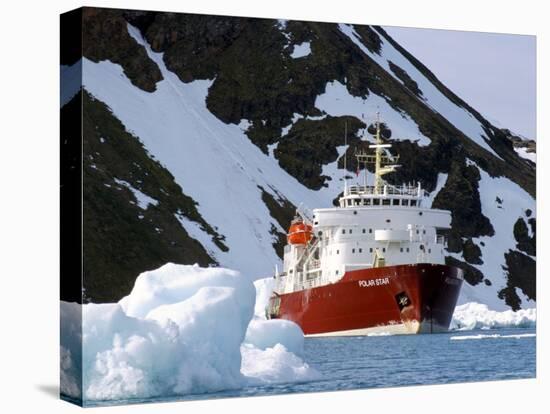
left=450, top=333, right=535, bottom=341
left=450, top=302, right=536, bottom=331
left=60, top=265, right=318, bottom=403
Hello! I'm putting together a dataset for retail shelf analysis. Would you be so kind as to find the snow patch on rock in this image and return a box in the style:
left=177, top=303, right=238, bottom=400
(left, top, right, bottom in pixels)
left=315, top=80, right=431, bottom=147
left=291, top=42, right=311, bottom=58
left=113, top=178, right=158, bottom=209
left=424, top=173, right=448, bottom=208
left=514, top=147, right=536, bottom=163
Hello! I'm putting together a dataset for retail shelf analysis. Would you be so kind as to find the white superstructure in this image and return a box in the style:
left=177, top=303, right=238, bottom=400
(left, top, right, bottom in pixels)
left=277, top=115, right=452, bottom=294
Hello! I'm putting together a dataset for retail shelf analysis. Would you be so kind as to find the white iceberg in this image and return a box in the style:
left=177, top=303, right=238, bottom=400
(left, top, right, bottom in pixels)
left=450, top=302, right=536, bottom=331
left=241, top=343, right=320, bottom=385
left=61, top=264, right=318, bottom=403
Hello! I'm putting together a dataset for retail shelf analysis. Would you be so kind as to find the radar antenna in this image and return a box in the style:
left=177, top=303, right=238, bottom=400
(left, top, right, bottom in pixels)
left=355, top=112, right=400, bottom=194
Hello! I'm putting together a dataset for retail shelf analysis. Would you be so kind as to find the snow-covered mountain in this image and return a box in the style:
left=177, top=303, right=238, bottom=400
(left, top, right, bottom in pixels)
left=61, top=8, right=536, bottom=311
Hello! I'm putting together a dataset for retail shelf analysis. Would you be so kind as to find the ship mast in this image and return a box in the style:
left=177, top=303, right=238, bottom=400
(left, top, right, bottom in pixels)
left=355, top=112, right=400, bottom=194
left=343, top=120, right=348, bottom=194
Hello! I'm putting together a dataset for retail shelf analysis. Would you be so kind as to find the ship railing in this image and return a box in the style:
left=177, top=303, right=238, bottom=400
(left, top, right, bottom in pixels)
left=346, top=184, right=425, bottom=198
left=435, top=235, right=446, bottom=245
left=298, top=277, right=322, bottom=291
left=307, top=259, right=321, bottom=270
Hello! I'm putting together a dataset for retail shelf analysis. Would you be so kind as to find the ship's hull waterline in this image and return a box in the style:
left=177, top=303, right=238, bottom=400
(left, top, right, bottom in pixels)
left=268, top=264, right=463, bottom=336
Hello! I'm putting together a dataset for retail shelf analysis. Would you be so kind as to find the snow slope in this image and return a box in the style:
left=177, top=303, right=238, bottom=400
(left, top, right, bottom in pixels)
left=338, top=24, right=501, bottom=159
left=316, top=80, right=432, bottom=146
left=82, top=25, right=335, bottom=279
left=453, top=160, right=535, bottom=310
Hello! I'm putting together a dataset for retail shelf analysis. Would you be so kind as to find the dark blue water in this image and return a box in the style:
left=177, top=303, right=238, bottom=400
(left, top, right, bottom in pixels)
left=84, top=327, right=535, bottom=407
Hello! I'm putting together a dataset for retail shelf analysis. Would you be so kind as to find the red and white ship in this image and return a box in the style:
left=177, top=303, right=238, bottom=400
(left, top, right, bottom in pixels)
left=267, top=116, right=463, bottom=335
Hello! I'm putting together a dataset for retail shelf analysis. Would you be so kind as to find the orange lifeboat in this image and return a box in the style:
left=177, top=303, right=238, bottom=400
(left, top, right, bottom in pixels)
left=287, top=219, right=313, bottom=245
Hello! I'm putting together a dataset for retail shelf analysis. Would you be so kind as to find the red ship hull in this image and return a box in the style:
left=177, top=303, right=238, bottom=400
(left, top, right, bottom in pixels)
left=268, top=263, right=463, bottom=335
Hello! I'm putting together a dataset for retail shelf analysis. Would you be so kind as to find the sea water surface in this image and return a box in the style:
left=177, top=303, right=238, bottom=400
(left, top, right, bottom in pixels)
left=92, top=327, right=535, bottom=406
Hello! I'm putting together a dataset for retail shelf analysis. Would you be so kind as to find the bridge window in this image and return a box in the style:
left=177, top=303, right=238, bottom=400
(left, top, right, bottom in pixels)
left=369, top=247, right=373, bottom=253
left=393, top=199, right=400, bottom=205
left=400, top=247, right=403, bottom=253
left=359, top=248, right=363, bottom=253
left=406, top=247, right=410, bottom=252
left=382, top=248, right=386, bottom=253
left=423, top=229, right=426, bottom=234
left=342, top=229, right=346, bottom=234
left=335, top=270, right=339, bottom=275
left=369, top=228, right=373, bottom=234
left=411, top=200, right=417, bottom=206
left=402, top=200, right=409, bottom=206
left=352, top=248, right=355, bottom=253
left=382, top=199, right=390, bottom=206
left=362, top=228, right=366, bottom=234
left=336, top=250, right=340, bottom=254
left=365, top=199, right=372, bottom=206
left=428, top=248, right=431, bottom=253
left=373, top=199, right=380, bottom=206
